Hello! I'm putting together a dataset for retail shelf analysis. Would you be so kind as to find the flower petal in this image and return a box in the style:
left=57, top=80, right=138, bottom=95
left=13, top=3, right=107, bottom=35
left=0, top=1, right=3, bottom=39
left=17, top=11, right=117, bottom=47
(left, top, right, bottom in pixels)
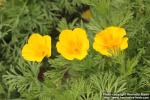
left=75, top=51, right=88, bottom=60
left=28, top=33, right=44, bottom=45
left=93, top=42, right=112, bottom=56
left=59, top=30, right=75, bottom=42
left=22, top=44, right=44, bottom=62
left=56, top=42, right=74, bottom=60
left=106, top=26, right=126, bottom=39
left=73, top=28, right=90, bottom=50
left=120, top=37, right=128, bottom=50
left=43, top=35, right=51, bottom=57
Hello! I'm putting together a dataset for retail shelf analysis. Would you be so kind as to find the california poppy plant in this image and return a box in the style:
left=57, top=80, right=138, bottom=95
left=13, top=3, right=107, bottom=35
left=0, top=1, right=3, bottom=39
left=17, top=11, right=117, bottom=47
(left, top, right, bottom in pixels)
left=82, top=9, right=92, bottom=21
left=56, top=28, right=89, bottom=60
left=22, top=33, right=51, bottom=62
left=93, top=26, right=128, bottom=56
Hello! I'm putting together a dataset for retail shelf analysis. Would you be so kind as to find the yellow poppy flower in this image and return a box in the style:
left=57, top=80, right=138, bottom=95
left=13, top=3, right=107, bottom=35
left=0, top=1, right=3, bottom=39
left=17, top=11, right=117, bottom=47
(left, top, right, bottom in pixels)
left=82, top=9, right=92, bottom=20
left=22, top=33, right=51, bottom=62
left=93, top=26, right=128, bottom=56
left=56, top=28, right=89, bottom=60
left=0, top=0, right=5, bottom=7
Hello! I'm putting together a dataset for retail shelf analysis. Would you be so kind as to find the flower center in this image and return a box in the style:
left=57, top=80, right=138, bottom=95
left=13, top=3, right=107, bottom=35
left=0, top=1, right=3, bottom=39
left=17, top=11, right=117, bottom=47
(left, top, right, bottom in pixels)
left=103, top=41, right=121, bottom=55
left=104, top=40, right=120, bottom=49
left=35, top=49, right=46, bottom=57
left=73, top=48, right=80, bottom=54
